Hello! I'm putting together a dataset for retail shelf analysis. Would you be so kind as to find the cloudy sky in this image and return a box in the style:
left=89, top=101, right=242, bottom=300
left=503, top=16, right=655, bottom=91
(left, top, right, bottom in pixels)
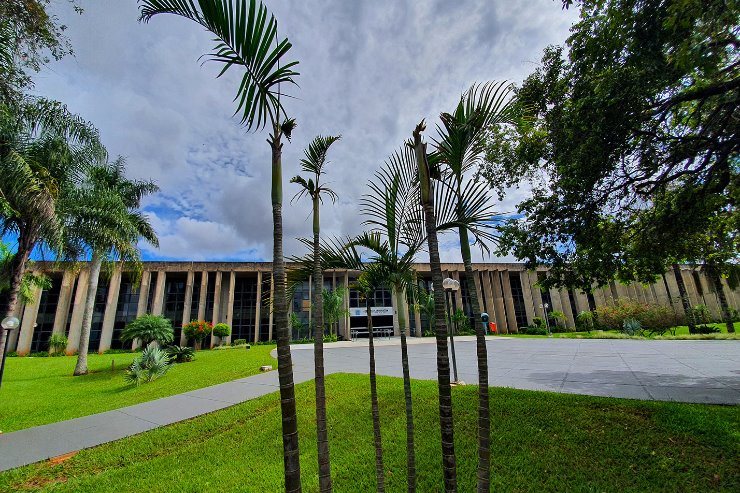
left=33, top=0, right=577, bottom=263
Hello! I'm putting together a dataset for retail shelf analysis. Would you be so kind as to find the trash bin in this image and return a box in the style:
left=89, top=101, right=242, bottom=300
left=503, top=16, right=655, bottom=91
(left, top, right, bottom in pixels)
left=489, top=322, right=497, bottom=333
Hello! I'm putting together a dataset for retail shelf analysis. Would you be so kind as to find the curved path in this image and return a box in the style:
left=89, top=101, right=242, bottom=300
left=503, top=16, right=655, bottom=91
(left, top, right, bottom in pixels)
left=1, top=338, right=738, bottom=472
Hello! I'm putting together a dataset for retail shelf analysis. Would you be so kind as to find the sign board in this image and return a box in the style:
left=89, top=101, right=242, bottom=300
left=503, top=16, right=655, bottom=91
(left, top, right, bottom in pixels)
left=350, top=306, right=394, bottom=317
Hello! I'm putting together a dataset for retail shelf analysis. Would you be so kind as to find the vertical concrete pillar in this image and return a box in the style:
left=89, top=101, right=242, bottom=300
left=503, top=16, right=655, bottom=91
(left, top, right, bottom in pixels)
left=412, top=271, right=422, bottom=337
left=662, top=272, right=685, bottom=313
left=212, top=271, right=222, bottom=324
left=268, top=273, right=275, bottom=341
left=254, top=271, right=262, bottom=343
left=197, top=271, right=208, bottom=320
left=99, top=264, right=123, bottom=353
left=591, top=283, right=606, bottom=308
left=480, top=269, right=497, bottom=320
left=224, top=271, right=235, bottom=344
left=719, top=277, right=738, bottom=310
left=548, top=287, right=564, bottom=327
left=16, top=284, right=43, bottom=356
left=151, top=271, right=166, bottom=316
left=180, top=270, right=194, bottom=346
left=500, top=270, right=519, bottom=333
left=558, top=288, right=575, bottom=328
left=490, top=270, right=508, bottom=333
left=519, top=271, right=536, bottom=325
left=574, top=290, right=590, bottom=314
left=679, top=269, right=700, bottom=306
left=66, top=267, right=90, bottom=353
left=6, top=299, right=24, bottom=352
left=614, top=282, right=630, bottom=302
left=695, top=270, right=721, bottom=317
left=136, top=270, right=151, bottom=317
left=52, top=270, right=76, bottom=336
left=472, top=269, right=485, bottom=314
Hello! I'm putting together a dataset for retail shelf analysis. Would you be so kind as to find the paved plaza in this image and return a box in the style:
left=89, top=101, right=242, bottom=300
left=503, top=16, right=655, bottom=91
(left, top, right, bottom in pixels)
left=1, top=338, right=738, bottom=471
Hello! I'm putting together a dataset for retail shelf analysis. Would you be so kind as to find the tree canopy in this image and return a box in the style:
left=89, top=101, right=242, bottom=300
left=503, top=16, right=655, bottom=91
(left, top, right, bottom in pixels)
left=481, top=0, right=739, bottom=290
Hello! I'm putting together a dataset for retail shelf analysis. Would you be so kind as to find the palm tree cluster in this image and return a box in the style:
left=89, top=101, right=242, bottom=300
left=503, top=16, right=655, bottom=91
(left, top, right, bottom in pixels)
left=0, top=99, right=159, bottom=374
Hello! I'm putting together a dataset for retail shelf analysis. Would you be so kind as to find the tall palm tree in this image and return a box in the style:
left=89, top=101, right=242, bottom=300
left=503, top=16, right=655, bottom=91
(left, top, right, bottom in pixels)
left=412, top=120, right=457, bottom=492
left=138, top=2, right=303, bottom=489
left=0, top=96, right=104, bottom=357
left=66, top=158, right=159, bottom=375
left=433, top=81, right=520, bottom=492
left=290, top=134, right=341, bottom=493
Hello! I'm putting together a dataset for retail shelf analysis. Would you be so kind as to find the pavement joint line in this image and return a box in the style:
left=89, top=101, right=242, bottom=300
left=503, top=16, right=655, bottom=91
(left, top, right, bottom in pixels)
left=114, top=410, right=162, bottom=427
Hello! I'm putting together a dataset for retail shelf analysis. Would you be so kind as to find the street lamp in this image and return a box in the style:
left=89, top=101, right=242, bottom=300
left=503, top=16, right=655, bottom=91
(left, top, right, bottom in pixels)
left=442, top=277, right=462, bottom=385
left=539, top=303, right=552, bottom=337
left=0, top=316, right=20, bottom=389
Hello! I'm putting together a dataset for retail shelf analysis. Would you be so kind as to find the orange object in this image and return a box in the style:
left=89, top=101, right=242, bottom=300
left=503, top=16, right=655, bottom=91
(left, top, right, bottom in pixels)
left=489, top=322, right=497, bottom=333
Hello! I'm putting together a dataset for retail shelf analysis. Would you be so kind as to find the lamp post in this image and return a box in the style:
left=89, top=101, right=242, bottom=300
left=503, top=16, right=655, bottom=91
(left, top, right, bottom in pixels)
left=443, top=277, right=462, bottom=385
left=539, top=303, right=552, bottom=337
left=0, top=316, right=20, bottom=389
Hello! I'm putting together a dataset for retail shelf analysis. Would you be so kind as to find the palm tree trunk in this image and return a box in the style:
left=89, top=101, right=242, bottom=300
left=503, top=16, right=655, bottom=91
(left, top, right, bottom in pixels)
left=74, top=250, right=102, bottom=376
left=312, top=197, right=332, bottom=492
left=0, top=233, right=32, bottom=358
left=459, top=227, right=490, bottom=492
left=395, top=288, right=416, bottom=493
left=707, top=266, right=735, bottom=333
left=367, top=295, right=385, bottom=492
left=270, top=131, right=302, bottom=493
left=672, top=263, right=696, bottom=332
left=414, top=122, right=456, bottom=492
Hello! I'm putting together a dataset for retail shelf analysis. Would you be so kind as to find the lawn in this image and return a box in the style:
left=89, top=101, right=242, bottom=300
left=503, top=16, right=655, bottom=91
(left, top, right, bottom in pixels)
left=1, top=374, right=737, bottom=492
left=0, top=345, right=276, bottom=433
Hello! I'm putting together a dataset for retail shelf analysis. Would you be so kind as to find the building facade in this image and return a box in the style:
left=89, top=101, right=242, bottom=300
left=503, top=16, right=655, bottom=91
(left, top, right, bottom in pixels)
left=7, top=261, right=739, bottom=355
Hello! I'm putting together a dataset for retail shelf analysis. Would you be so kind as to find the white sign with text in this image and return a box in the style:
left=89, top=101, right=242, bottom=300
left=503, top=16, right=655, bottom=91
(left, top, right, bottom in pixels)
left=350, top=306, right=394, bottom=317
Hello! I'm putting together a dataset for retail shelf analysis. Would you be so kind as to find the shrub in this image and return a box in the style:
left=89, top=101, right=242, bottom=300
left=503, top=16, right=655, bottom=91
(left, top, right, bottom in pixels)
left=212, top=323, right=231, bottom=338
left=531, top=316, right=546, bottom=329
left=689, top=324, right=720, bottom=335
left=183, top=320, right=213, bottom=342
left=166, top=345, right=195, bottom=363
left=521, top=325, right=548, bottom=335
left=689, top=304, right=713, bottom=325
left=124, top=347, right=172, bottom=386
left=232, top=339, right=247, bottom=346
left=121, top=315, right=174, bottom=348
left=595, top=299, right=682, bottom=335
left=622, top=318, right=643, bottom=336
left=47, top=333, right=68, bottom=355
left=576, top=311, right=594, bottom=333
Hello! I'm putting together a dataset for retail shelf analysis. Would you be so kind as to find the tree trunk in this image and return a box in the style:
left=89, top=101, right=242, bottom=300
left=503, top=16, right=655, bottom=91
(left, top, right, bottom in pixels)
left=414, top=122, right=457, bottom=492
left=312, top=197, right=333, bottom=492
left=459, top=227, right=490, bottom=492
left=74, top=250, right=102, bottom=376
left=0, top=235, right=32, bottom=359
left=367, top=295, right=385, bottom=492
left=707, top=266, right=735, bottom=333
left=672, top=263, right=696, bottom=332
left=270, top=131, right=302, bottom=493
left=396, top=288, right=416, bottom=493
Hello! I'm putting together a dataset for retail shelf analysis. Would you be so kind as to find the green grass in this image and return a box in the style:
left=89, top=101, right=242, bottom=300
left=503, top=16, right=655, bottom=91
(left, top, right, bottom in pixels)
left=0, top=346, right=276, bottom=433
left=494, top=321, right=740, bottom=339
left=1, top=374, right=737, bottom=492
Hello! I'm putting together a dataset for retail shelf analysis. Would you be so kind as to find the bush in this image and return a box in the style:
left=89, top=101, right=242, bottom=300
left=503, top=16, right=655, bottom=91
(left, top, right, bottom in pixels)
left=549, top=310, right=567, bottom=332
left=521, top=325, right=548, bottom=335
left=689, top=304, right=713, bottom=325
left=183, top=320, right=213, bottom=342
left=689, top=324, right=721, bottom=335
left=531, top=317, right=546, bottom=329
left=576, top=311, right=594, bottom=333
left=166, top=345, right=195, bottom=363
left=622, top=318, right=643, bottom=336
left=124, top=347, right=172, bottom=386
left=121, top=315, right=174, bottom=348
left=595, top=299, right=682, bottom=335
left=47, top=333, right=68, bottom=355
left=213, top=323, right=231, bottom=338
left=232, top=339, right=247, bottom=346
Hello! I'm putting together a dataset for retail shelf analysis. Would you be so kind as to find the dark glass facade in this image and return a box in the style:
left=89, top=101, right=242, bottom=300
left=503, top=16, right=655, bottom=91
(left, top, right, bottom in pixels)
left=88, top=279, right=110, bottom=352
left=164, top=274, right=187, bottom=341
left=112, top=274, right=140, bottom=349
left=508, top=272, right=528, bottom=329
left=232, top=275, right=258, bottom=342
left=30, top=275, right=62, bottom=353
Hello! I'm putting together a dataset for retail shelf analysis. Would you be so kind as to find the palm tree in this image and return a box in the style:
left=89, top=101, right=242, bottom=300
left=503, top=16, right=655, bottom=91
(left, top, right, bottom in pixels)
left=433, top=81, right=522, bottom=491
left=138, top=2, right=303, bottom=489
left=412, top=120, right=457, bottom=491
left=0, top=96, right=104, bottom=356
left=290, top=134, right=341, bottom=493
left=66, top=158, right=159, bottom=375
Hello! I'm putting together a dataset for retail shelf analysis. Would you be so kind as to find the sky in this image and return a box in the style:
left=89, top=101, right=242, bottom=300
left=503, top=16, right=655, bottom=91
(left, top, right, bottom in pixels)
left=31, top=0, right=578, bottom=263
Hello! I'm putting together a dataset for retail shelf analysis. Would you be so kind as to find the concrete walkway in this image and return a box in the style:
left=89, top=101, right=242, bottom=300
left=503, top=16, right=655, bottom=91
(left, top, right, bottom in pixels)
left=1, top=338, right=738, bottom=472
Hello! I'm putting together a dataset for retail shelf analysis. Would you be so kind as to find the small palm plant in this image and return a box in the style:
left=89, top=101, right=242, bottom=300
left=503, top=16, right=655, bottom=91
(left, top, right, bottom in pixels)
left=47, top=333, right=68, bottom=356
left=125, top=346, right=172, bottom=386
left=121, top=314, right=174, bottom=349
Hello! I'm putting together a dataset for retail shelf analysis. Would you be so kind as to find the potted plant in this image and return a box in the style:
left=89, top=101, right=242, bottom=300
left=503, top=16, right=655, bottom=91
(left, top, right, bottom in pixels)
left=212, top=323, right=231, bottom=346
left=182, top=320, right=213, bottom=350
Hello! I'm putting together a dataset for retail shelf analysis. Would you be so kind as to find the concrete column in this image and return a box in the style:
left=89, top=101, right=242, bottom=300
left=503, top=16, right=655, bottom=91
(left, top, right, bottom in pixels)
left=98, top=264, right=123, bottom=353
left=490, top=270, right=508, bottom=333
left=66, top=268, right=90, bottom=353
left=254, top=271, right=262, bottom=343
left=591, top=283, right=606, bottom=308
left=6, top=299, right=24, bottom=352
left=679, top=269, right=700, bottom=306
left=212, top=271, right=222, bottom=324
left=650, top=281, right=670, bottom=308
left=480, top=269, right=497, bottom=321
left=614, top=282, right=630, bottom=302
left=52, top=270, right=76, bottom=336
left=16, top=284, right=43, bottom=356
left=472, top=269, right=485, bottom=314
left=268, top=273, right=274, bottom=341
left=548, top=287, right=564, bottom=322
left=558, top=288, right=575, bottom=329
left=519, top=271, right=536, bottom=325
left=718, top=277, right=738, bottom=310
left=151, top=271, right=166, bottom=316
left=197, top=271, right=209, bottom=320
left=528, top=272, right=545, bottom=318
left=662, top=272, right=685, bottom=313
left=500, top=270, right=519, bottom=333
left=136, top=271, right=151, bottom=317
left=574, top=290, right=590, bottom=314
left=695, top=270, right=721, bottom=317
left=180, top=270, right=194, bottom=346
